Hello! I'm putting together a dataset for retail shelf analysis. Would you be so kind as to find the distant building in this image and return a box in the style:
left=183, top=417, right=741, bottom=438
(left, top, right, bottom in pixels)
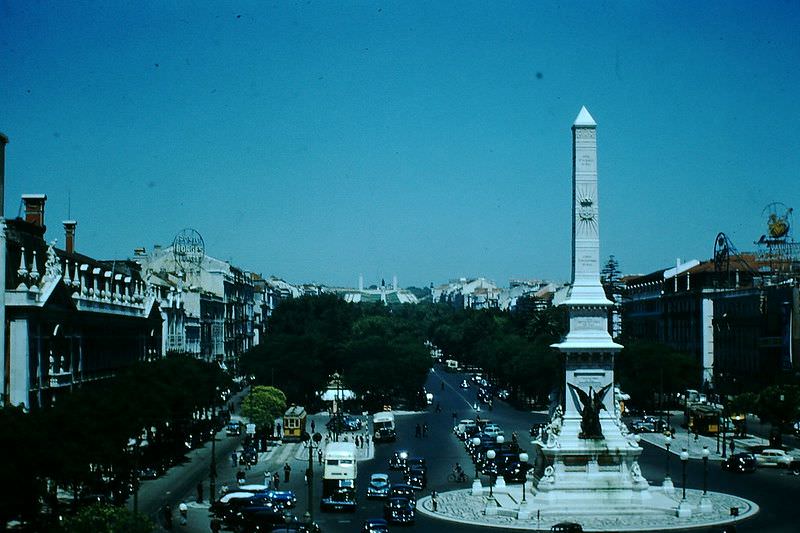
left=622, top=257, right=798, bottom=394
left=339, top=276, right=419, bottom=305
left=432, top=277, right=557, bottom=312
left=134, top=243, right=265, bottom=372
left=3, top=195, right=162, bottom=409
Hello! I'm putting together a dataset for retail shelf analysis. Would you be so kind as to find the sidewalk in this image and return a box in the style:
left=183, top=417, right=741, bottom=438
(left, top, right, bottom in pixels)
left=174, top=411, right=373, bottom=533
left=637, top=411, right=771, bottom=461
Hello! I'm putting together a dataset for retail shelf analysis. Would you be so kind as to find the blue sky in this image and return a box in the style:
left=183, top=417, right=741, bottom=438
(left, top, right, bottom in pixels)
left=2, top=1, right=798, bottom=287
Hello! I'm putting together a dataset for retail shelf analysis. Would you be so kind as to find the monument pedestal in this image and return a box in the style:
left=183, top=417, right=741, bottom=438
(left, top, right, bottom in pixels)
left=677, top=499, right=693, bottom=518
left=471, top=479, right=483, bottom=496
left=699, top=495, right=713, bottom=514
left=662, top=477, right=675, bottom=495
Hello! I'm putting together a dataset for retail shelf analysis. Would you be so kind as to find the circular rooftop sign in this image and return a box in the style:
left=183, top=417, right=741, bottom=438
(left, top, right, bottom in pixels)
left=173, top=228, right=205, bottom=271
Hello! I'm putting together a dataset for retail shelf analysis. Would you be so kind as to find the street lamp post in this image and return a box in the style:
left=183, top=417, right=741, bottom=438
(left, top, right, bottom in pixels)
left=519, top=452, right=529, bottom=503
left=680, top=448, right=689, bottom=501
left=700, top=445, right=713, bottom=513
left=210, top=400, right=218, bottom=502
left=302, top=431, right=323, bottom=523
left=677, top=448, right=692, bottom=518
left=665, top=435, right=672, bottom=479
left=702, top=446, right=709, bottom=495
left=486, top=449, right=496, bottom=497
left=471, top=437, right=481, bottom=479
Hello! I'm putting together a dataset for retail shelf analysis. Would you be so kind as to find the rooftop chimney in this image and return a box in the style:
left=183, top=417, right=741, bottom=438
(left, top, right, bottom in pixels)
left=63, top=220, right=77, bottom=254
left=1, top=132, right=8, bottom=215
left=22, top=194, right=47, bottom=228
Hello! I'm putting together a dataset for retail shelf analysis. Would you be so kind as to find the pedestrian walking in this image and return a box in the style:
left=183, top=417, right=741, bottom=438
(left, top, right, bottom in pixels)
left=317, top=448, right=323, bottom=465
left=178, top=502, right=188, bottom=526
left=415, top=423, right=421, bottom=438
left=164, top=505, right=173, bottom=529
left=452, top=411, right=457, bottom=425
left=231, top=451, right=238, bottom=467
left=423, top=423, right=428, bottom=437
left=264, top=470, right=271, bottom=488
left=441, top=380, right=445, bottom=391
left=196, top=482, right=203, bottom=503
left=311, top=420, right=316, bottom=433
left=236, top=469, right=246, bottom=485
left=365, top=435, right=370, bottom=449
left=284, top=462, right=291, bottom=482
left=431, top=490, right=438, bottom=512
left=730, top=439, right=735, bottom=454
left=273, top=472, right=280, bottom=489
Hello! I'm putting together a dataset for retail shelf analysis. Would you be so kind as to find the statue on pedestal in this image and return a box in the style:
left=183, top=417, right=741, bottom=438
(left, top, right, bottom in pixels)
left=568, top=383, right=612, bottom=439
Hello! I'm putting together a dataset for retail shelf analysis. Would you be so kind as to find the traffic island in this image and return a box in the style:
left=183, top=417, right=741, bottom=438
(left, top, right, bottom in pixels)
left=416, top=487, right=758, bottom=532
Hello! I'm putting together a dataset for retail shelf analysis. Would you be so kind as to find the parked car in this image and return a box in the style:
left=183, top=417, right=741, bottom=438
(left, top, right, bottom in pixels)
left=266, top=490, right=297, bottom=509
left=235, top=508, right=285, bottom=533
left=755, top=449, right=794, bottom=468
left=366, top=473, right=391, bottom=499
left=721, top=453, right=757, bottom=473
left=361, top=518, right=390, bottom=533
left=483, top=423, right=504, bottom=439
left=384, top=496, right=415, bottom=524
left=631, top=420, right=656, bottom=433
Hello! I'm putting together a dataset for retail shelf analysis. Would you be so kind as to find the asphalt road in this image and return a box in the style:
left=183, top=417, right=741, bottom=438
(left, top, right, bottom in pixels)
left=139, top=372, right=798, bottom=532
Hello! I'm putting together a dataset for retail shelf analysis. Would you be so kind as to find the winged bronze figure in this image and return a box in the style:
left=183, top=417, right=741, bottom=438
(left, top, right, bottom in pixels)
left=568, top=382, right=613, bottom=439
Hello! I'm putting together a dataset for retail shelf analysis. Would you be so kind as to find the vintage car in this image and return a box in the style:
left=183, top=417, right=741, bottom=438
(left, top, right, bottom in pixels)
left=361, top=518, right=390, bottom=532
left=384, top=496, right=415, bottom=524
left=721, top=453, right=757, bottom=473
left=320, top=487, right=357, bottom=512
left=388, top=450, right=408, bottom=470
left=366, top=473, right=391, bottom=499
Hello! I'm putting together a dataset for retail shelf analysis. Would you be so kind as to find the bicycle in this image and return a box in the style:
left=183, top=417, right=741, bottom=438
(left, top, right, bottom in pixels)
left=447, top=470, right=468, bottom=483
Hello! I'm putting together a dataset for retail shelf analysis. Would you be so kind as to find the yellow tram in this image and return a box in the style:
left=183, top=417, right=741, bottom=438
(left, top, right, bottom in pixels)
left=282, top=405, right=307, bottom=442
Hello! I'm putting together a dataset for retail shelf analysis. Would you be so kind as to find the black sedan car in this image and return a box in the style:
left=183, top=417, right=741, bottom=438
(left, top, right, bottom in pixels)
left=320, top=487, right=357, bottom=512
left=389, top=451, right=408, bottom=470
left=384, top=496, right=415, bottom=524
left=404, top=466, right=427, bottom=490
left=721, top=453, right=757, bottom=473
left=326, top=415, right=363, bottom=433
left=388, top=484, right=416, bottom=503
left=361, top=518, right=390, bottom=533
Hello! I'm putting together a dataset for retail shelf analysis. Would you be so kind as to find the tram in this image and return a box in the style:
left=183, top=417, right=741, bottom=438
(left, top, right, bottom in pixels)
left=282, top=405, right=307, bottom=442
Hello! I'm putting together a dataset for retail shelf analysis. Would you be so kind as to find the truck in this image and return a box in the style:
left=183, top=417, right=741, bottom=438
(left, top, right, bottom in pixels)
left=372, top=411, right=396, bottom=443
left=445, top=359, right=460, bottom=372
left=320, top=442, right=357, bottom=512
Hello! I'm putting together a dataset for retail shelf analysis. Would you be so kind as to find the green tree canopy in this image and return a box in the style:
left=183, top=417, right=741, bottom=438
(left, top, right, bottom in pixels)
left=616, top=340, right=700, bottom=410
left=241, top=386, right=288, bottom=429
left=60, top=503, right=153, bottom=533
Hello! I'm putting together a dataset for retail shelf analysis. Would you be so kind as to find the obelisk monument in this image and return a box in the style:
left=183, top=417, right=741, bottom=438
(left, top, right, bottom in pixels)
left=535, top=107, right=649, bottom=506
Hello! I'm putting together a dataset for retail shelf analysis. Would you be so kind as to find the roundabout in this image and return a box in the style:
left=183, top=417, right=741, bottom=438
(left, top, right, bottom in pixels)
left=416, top=487, right=758, bottom=531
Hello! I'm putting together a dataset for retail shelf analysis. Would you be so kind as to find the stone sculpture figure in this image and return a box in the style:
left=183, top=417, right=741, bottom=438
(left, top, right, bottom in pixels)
left=568, top=383, right=612, bottom=439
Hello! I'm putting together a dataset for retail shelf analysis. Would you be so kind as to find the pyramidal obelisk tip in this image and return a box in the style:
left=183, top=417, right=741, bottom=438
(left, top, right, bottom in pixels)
left=573, top=106, right=596, bottom=127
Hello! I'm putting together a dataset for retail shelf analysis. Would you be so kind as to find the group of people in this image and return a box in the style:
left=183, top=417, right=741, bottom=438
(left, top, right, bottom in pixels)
left=415, top=422, right=429, bottom=438
left=260, top=462, right=292, bottom=489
